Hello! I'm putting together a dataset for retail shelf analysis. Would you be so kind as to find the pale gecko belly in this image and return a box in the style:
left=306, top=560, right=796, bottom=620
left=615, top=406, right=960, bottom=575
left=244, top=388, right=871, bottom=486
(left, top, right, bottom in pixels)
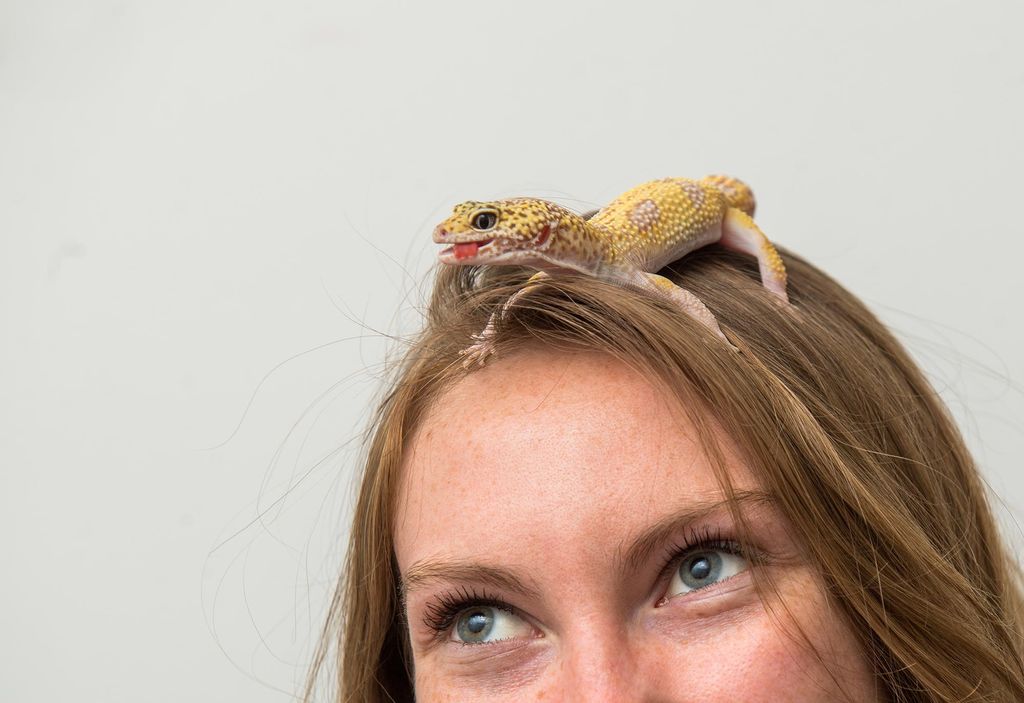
left=636, top=225, right=722, bottom=273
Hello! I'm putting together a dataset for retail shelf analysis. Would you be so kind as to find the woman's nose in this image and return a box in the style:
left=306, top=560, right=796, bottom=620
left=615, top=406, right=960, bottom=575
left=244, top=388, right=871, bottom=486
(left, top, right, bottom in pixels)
left=555, top=630, right=654, bottom=703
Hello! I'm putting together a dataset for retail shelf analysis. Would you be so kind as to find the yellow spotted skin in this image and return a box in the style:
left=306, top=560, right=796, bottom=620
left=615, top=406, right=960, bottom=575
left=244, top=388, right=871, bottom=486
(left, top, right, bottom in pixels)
left=702, top=174, right=756, bottom=216
left=588, top=176, right=749, bottom=270
left=433, top=175, right=789, bottom=365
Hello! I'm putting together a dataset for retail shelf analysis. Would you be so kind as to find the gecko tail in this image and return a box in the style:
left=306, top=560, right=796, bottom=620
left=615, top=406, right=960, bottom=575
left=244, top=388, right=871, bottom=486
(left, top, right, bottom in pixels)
left=701, top=175, right=756, bottom=217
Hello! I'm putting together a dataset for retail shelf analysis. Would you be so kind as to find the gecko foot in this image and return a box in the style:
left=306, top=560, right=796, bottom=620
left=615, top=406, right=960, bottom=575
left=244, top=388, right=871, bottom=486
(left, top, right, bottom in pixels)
left=458, top=332, right=498, bottom=369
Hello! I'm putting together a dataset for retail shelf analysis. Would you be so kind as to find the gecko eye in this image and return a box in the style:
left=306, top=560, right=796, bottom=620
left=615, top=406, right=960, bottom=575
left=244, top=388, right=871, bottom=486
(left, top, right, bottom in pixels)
left=470, top=210, right=498, bottom=231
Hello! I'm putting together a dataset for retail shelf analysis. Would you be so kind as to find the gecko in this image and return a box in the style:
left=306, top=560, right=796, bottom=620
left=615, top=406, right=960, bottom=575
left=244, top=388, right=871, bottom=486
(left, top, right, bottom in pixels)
left=432, top=175, right=788, bottom=367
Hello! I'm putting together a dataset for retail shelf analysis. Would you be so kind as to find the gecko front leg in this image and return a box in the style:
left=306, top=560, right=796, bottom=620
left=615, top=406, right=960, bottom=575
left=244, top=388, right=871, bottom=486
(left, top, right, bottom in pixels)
left=459, top=271, right=552, bottom=367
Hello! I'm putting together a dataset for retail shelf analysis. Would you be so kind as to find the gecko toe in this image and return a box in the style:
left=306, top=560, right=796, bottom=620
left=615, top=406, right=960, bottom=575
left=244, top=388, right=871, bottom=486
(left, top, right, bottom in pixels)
left=458, top=340, right=496, bottom=369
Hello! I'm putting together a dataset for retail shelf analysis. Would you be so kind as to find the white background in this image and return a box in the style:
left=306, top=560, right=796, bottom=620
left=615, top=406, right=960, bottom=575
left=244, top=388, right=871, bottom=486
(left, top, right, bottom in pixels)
left=2, top=1, right=1022, bottom=701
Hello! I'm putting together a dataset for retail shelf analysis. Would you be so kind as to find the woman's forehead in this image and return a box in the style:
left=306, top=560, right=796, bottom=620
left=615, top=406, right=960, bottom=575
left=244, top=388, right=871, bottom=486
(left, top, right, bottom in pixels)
left=394, top=349, right=759, bottom=565
left=418, top=349, right=700, bottom=451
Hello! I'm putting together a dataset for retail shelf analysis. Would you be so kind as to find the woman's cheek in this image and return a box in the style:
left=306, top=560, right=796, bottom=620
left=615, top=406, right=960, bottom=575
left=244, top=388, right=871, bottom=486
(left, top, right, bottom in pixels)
left=638, top=592, right=871, bottom=702
left=636, top=609, right=800, bottom=699
left=413, top=644, right=553, bottom=702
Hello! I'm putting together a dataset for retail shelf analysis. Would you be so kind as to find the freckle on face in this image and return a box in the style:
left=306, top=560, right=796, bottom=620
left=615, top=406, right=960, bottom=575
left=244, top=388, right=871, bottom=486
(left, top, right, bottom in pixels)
left=395, top=349, right=879, bottom=702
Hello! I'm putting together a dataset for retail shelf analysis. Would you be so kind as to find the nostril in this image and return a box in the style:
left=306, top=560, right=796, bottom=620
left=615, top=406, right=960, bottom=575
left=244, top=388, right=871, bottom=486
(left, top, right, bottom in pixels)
left=438, top=227, right=448, bottom=237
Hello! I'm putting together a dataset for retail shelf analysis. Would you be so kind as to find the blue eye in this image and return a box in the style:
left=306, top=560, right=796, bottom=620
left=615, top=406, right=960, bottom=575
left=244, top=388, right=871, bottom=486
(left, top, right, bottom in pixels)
left=452, top=606, right=533, bottom=644
left=456, top=608, right=495, bottom=642
left=667, top=549, right=748, bottom=597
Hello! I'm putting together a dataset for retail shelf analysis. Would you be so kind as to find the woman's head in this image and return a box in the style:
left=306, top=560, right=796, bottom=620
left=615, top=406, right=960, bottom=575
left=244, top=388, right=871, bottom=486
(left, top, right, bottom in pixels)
left=310, top=246, right=1024, bottom=702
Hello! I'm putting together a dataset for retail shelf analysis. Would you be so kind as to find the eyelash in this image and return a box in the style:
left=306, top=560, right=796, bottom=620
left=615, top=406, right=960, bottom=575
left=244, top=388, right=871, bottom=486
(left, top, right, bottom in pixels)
left=420, top=526, right=751, bottom=639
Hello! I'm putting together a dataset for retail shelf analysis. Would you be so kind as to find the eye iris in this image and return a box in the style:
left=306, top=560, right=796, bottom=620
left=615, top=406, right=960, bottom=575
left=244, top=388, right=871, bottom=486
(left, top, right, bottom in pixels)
left=457, top=608, right=494, bottom=641
left=681, top=552, right=721, bottom=588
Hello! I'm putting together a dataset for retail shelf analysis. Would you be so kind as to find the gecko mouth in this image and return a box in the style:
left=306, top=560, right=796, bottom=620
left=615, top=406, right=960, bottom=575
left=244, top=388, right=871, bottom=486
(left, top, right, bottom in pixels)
left=443, top=238, right=495, bottom=261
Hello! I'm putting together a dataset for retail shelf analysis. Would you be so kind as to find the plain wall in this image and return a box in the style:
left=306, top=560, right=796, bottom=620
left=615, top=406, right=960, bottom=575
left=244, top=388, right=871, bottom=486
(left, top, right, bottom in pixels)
left=1, top=1, right=1022, bottom=701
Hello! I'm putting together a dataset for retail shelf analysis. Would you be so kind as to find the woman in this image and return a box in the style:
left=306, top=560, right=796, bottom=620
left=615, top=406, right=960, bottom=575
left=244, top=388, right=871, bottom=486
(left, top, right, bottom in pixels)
left=304, top=240, right=1024, bottom=701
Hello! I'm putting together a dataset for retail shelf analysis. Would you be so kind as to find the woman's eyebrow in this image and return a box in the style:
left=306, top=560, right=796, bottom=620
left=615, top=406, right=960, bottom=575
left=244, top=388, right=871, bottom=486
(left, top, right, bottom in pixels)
left=400, top=492, right=775, bottom=602
left=618, top=490, right=774, bottom=575
left=402, top=558, right=542, bottom=601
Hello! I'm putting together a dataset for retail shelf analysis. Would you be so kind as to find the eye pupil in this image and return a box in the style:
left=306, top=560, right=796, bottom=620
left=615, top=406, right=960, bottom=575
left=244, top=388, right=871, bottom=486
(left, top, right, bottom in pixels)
left=456, top=608, right=495, bottom=641
left=689, top=556, right=712, bottom=581
left=466, top=611, right=489, bottom=633
left=473, top=212, right=495, bottom=229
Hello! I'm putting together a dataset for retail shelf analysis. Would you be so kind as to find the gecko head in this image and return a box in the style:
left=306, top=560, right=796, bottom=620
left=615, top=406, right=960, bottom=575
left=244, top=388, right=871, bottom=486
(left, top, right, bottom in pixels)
left=433, top=199, right=560, bottom=265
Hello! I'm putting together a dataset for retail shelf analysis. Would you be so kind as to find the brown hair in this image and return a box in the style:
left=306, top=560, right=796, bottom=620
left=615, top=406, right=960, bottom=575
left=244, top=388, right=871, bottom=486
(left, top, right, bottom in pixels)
left=304, top=244, right=1024, bottom=702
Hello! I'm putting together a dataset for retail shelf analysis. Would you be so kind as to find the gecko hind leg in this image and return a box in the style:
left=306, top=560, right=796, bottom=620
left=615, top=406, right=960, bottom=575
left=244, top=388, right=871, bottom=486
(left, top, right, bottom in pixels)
left=459, top=271, right=551, bottom=368
left=719, top=208, right=789, bottom=302
left=633, top=272, right=731, bottom=345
